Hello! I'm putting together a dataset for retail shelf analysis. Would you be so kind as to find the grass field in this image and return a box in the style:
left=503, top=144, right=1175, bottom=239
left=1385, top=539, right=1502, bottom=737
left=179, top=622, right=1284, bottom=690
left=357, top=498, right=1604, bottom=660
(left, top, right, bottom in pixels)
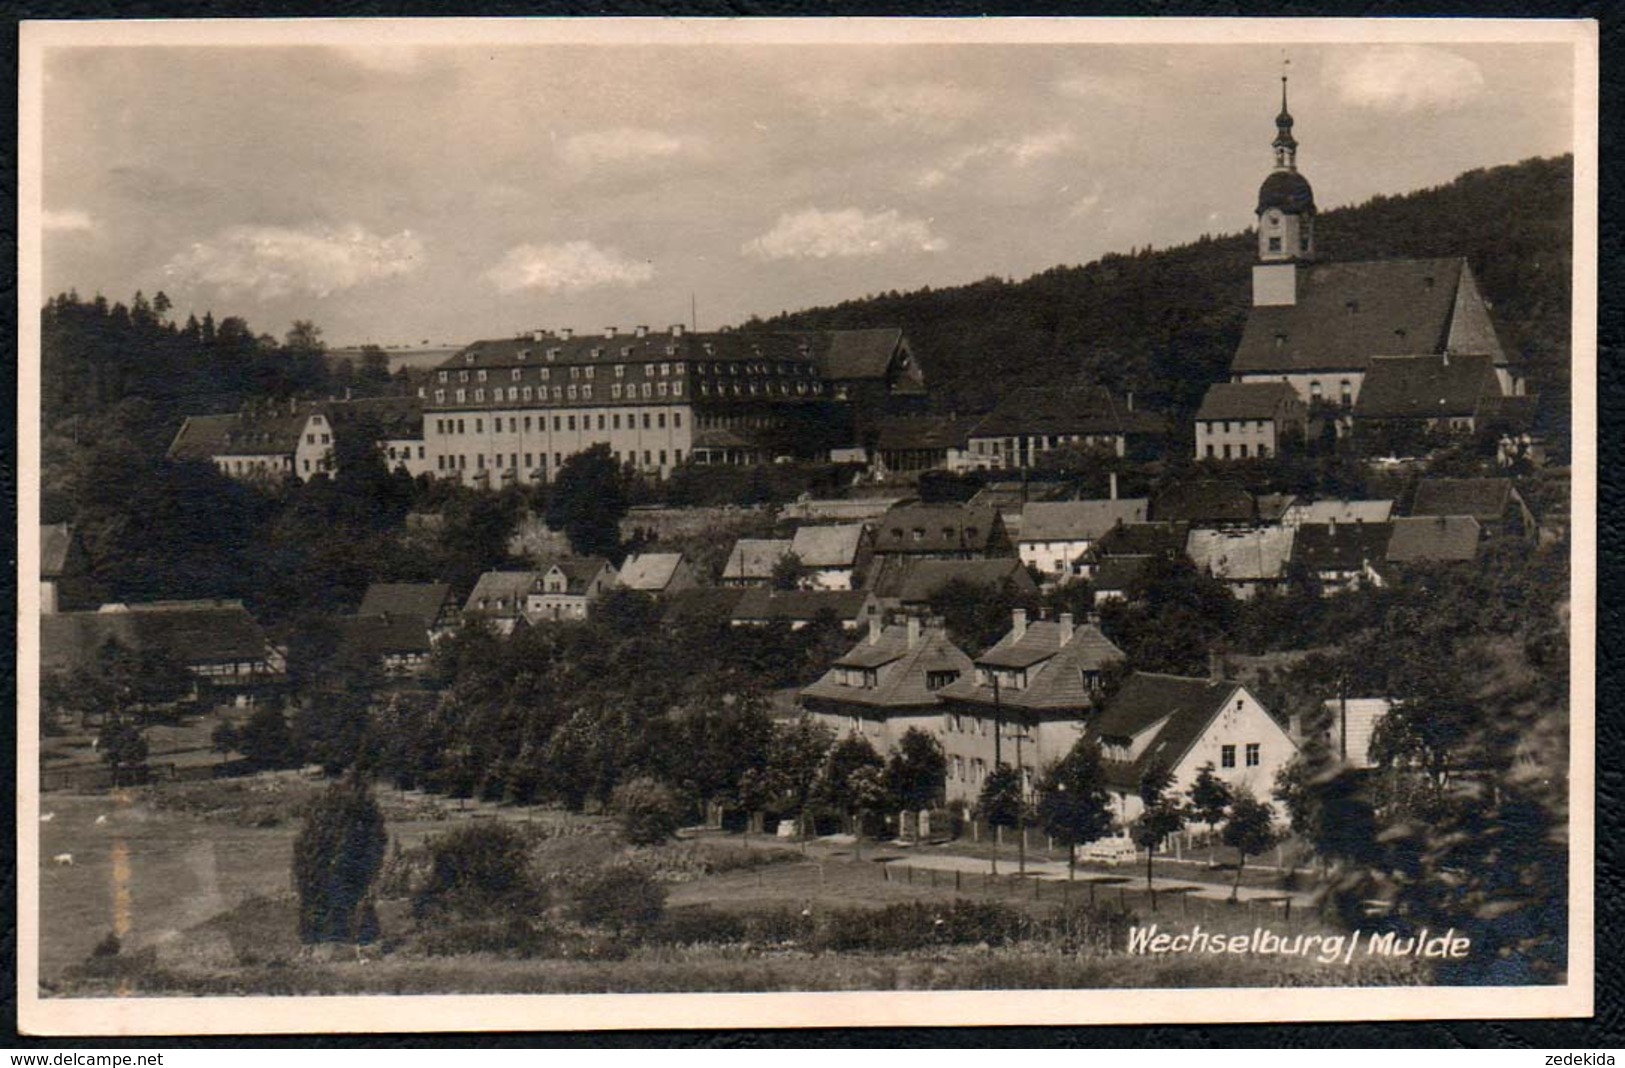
left=38, top=774, right=1428, bottom=997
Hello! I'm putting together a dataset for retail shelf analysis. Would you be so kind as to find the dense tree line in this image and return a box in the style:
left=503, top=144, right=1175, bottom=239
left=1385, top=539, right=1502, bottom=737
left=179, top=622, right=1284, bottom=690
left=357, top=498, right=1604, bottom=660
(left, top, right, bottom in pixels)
left=762, top=155, right=1573, bottom=449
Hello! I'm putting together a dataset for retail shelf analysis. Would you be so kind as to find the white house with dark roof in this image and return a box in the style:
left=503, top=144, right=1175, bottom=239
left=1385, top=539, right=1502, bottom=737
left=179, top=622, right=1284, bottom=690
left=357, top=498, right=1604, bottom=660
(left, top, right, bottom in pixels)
left=526, top=558, right=619, bottom=621
left=788, top=523, right=874, bottom=590
left=1017, top=498, right=1150, bottom=580
left=1086, top=672, right=1298, bottom=823
left=720, top=538, right=793, bottom=586
left=1193, top=382, right=1307, bottom=461
left=1185, top=526, right=1297, bottom=599
left=799, top=617, right=975, bottom=754
left=463, top=570, right=539, bottom=635
left=935, top=609, right=1125, bottom=804
left=1281, top=499, right=1394, bottom=529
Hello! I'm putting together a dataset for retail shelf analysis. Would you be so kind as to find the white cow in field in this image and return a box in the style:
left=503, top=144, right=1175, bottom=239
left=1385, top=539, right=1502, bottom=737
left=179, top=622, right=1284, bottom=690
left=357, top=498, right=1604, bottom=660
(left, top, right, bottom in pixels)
left=51, top=853, right=73, bottom=867
left=95, top=814, right=108, bottom=825
left=39, top=812, right=54, bottom=823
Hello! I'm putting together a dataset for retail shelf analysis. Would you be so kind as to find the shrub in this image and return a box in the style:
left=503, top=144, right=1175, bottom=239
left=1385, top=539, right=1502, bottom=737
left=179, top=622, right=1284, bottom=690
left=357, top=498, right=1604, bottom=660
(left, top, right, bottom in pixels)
left=417, top=916, right=558, bottom=959
left=611, top=776, right=684, bottom=846
left=814, top=900, right=1026, bottom=953
left=739, top=905, right=817, bottom=946
left=647, top=905, right=748, bottom=947
left=570, top=865, right=666, bottom=937
left=292, top=775, right=388, bottom=944
left=412, top=822, right=543, bottom=923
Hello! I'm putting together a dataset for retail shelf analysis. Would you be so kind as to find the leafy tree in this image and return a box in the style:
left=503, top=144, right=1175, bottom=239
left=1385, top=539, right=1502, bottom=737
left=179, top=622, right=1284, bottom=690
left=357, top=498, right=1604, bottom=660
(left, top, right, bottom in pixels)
left=978, top=764, right=1026, bottom=876
left=770, top=551, right=808, bottom=591
left=292, top=775, right=388, bottom=944
left=814, top=734, right=886, bottom=834
left=412, top=822, right=539, bottom=922
left=1270, top=756, right=1315, bottom=839
left=1186, top=762, right=1233, bottom=844
left=1131, top=763, right=1185, bottom=890
left=546, top=444, right=628, bottom=559
left=1221, top=791, right=1281, bottom=900
left=1035, top=741, right=1116, bottom=879
left=885, top=727, right=947, bottom=813
left=928, top=577, right=1040, bottom=652
left=612, top=776, right=684, bottom=846
left=358, top=344, right=391, bottom=384
left=97, top=715, right=149, bottom=787
left=750, top=716, right=834, bottom=836
left=844, top=764, right=891, bottom=859
left=237, top=703, right=297, bottom=770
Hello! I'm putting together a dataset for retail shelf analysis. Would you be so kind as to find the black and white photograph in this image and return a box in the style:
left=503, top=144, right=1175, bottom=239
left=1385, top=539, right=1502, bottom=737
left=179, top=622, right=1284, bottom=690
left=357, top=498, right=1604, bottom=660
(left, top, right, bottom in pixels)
left=16, top=17, right=1596, bottom=1035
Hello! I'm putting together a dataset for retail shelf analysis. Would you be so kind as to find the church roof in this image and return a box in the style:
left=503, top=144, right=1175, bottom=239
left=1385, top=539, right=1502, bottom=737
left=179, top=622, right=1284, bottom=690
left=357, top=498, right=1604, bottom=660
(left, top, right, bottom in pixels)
left=1354, top=354, right=1501, bottom=420
left=1232, top=257, right=1472, bottom=375
left=1257, top=169, right=1316, bottom=216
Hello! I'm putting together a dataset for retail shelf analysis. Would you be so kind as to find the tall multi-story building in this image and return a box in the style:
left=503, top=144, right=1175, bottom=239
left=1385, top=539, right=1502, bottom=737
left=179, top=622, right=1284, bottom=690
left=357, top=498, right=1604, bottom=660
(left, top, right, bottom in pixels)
left=418, top=325, right=920, bottom=486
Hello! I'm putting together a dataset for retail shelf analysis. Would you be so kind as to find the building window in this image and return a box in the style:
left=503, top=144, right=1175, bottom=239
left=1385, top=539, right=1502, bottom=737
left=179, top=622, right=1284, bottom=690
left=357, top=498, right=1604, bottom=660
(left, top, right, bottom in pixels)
left=1221, top=745, right=1237, bottom=769
left=477, top=370, right=487, bottom=382
left=511, top=369, right=522, bottom=381
left=1267, top=236, right=1282, bottom=252
left=613, top=414, right=621, bottom=430
left=1245, top=743, right=1261, bottom=767
left=926, top=670, right=957, bottom=691
left=567, top=416, right=576, bottom=431
left=643, top=413, right=652, bottom=430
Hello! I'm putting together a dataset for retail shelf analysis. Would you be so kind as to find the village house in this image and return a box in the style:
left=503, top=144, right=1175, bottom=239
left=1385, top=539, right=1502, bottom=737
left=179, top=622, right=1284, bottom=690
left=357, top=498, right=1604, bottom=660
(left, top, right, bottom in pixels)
left=799, top=616, right=975, bottom=755
left=1290, top=522, right=1394, bottom=594
left=526, top=558, right=620, bottom=621
left=958, top=385, right=1165, bottom=471
left=935, top=609, right=1125, bottom=805
left=1352, top=353, right=1506, bottom=451
left=1193, top=381, right=1307, bottom=461
left=40, top=522, right=91, bottom=614
left=1016, top=498, right=1150, bottom=581
left=1151, top=480, right=1257, bottom=529
left=1280, top=498, right=1394, bottom=529
left=41, top=600, right=287, bottom=697
left=869, top=502, right=1013, bottom=562
left=1229, top=79, right=1521, bottom=420
left=357, top=582, right=461, bottom=642
left=335, top=613, right=435, bottom=676
left=1309, top=697, right=1395, bottom=770
left=1410, top=478, right=1535, bottom=540
left=1072, top=520, right=1191, bottom=582
left=167, top=395, right=430, bottom=484
left=864, top=416, right=981, bottom=475
left=1185, top=526, right=1297, bottom=599
left=616, top=552, right=700, bottom=596
left=788, top=523, right=874, bottom=591
left=1382, top=515, right=1483, bottom=567
left=1088, top=556, right=1152, bottom=607
left=462, top=571, right=538, bottom=635
left=1085, top=671, right=1298, bottom=823
left=720, top=538, right=794, bottom=586
left=868, top=556, right=1038, bottom=615
left=728, top=588, right=881, bottom=632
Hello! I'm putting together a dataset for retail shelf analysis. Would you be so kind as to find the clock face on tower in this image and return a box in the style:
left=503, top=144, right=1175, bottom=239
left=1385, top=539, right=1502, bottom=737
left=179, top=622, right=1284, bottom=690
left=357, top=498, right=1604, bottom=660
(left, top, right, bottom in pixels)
left=1267, top=211, right=1281, bottom=225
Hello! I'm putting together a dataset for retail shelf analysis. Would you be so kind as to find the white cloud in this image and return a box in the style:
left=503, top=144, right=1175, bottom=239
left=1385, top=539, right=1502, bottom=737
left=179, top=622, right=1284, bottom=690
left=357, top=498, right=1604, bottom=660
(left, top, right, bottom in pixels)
left=861, top=82, right=982, bottom=128
left=1323, top=46, right=1486, bottom=112
left=914, top=129, right=1077, bottom=190
left=559, top=127, right=687, bottom=169
left=742, top=208, right=946, bottom=261
left=42, top=208, right=94, bottom=232
left=163, top=223, right=423, bottom=299
left=485, top=241, right=654, bottom=294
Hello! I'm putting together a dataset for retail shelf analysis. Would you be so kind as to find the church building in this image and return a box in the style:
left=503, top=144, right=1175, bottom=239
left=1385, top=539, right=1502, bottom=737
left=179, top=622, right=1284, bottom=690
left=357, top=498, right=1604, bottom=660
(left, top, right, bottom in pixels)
left=1227, top=77, right=1524, bottom=423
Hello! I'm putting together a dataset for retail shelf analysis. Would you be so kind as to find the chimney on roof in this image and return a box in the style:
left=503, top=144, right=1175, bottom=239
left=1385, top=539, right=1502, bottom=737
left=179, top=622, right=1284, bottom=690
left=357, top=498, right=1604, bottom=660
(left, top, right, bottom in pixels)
left=906, top=615, right=921, bottom=649
left=605, top=326, right=618, bottom=339
left=560, top=328, right=573, bottom=340
left=868, top=615, right=882, bottom=645
left=1011, top=608, right=1027, bottom=641
left=1208, top=650, right=1225, bottom=682
left=635, top=325, right=649, bottom=339
left=1058, top=612, right=1074, bottom=646
left=1109, top=471, right=1119, bottom=501
left=531, top=330, right=545, bottom=342
left=671, top=323, right=686, bottom=337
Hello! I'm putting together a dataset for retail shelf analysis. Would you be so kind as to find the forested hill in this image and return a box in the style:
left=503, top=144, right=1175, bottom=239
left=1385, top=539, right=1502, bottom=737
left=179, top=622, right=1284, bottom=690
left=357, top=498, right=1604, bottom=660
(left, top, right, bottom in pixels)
left=760, top=155, right=1573, bottom=434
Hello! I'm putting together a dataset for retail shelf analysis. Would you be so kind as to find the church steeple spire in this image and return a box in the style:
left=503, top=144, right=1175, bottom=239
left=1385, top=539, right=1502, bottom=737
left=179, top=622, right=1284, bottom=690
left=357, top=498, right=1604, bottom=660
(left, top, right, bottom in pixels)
left=1254, top=69, right=1316, bottom=267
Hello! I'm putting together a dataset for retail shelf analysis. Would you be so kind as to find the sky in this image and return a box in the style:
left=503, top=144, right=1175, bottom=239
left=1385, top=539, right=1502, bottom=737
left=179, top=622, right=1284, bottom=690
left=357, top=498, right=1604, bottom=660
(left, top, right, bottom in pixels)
left=35, top=27, right=1579, bottom=348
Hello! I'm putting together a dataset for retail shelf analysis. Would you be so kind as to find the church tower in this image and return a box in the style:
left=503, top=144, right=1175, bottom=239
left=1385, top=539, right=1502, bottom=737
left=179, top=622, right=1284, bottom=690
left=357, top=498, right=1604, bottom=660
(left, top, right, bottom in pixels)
left=1252, top=74, right=1316, bottom=306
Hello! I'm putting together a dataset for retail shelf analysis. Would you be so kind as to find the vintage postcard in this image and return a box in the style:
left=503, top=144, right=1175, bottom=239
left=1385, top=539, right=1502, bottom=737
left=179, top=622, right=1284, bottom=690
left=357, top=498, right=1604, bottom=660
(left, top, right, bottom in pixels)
left=16, top=17, right=1596, bottom=1036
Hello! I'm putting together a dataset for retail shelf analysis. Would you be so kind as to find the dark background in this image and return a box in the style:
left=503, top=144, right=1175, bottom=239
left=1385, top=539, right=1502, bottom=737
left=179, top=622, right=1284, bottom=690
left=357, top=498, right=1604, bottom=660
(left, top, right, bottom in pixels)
left=1, top=0, right=1616, bottom=1049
